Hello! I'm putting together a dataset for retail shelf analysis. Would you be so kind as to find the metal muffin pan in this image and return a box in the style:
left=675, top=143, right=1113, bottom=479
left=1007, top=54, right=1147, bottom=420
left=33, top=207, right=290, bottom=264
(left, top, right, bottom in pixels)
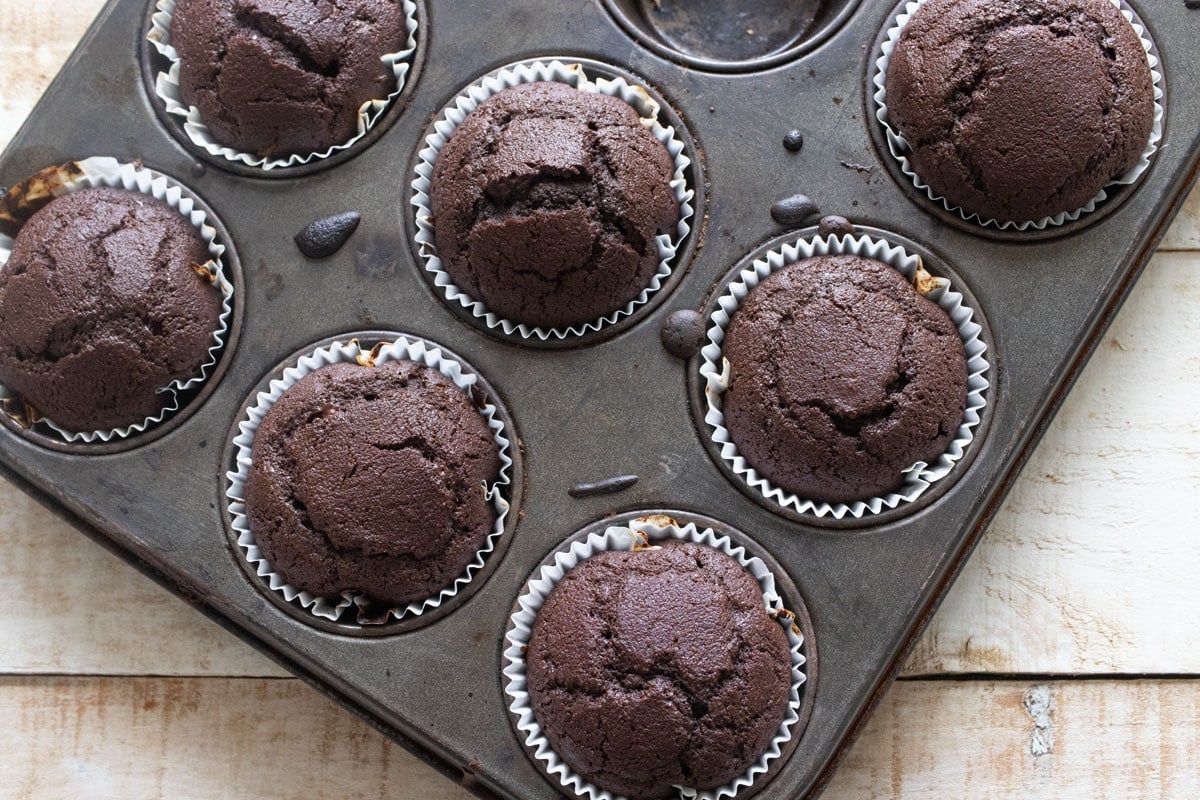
left=1, top=1, right=1198, bottom=798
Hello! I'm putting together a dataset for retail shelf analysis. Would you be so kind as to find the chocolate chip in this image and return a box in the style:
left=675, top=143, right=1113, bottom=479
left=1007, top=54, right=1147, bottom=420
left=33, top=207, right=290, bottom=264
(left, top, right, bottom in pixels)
left=1187, top=0, right=1200, bottom=8
left=770, top=194, right=820, bottom=227
left=818, top=215, right=855, bottom=236
left=568, top=475, right=639, bottom=499
left=661, top=309, right=706, bottom=359
left=783, top=130, right=804, bottom=152
left=295, top=212, right=361, bottom=259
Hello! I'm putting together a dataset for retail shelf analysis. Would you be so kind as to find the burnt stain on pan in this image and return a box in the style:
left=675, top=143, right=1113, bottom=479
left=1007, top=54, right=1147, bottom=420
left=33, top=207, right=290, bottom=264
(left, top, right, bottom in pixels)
left=355, top=233, right=399, bottom=279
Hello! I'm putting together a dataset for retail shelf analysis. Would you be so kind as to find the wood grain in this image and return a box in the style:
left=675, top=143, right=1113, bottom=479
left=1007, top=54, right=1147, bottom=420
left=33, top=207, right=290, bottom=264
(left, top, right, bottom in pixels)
left=2, top=676, right=1197, bottom=800
left=0, top=487, right=284, bottom=677
left=0, top=1, right=104, bottom=153
left=905, top=252, right=1200, bottom=675
left=0, top=676, right=473, bottom=800
left=824, top=679, right=1200, bottom=799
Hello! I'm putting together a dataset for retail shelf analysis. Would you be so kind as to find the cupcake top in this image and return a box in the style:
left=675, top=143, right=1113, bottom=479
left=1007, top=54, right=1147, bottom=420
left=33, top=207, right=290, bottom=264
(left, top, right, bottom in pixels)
left=170, top=0, right=407, bottom=159
left=525, top=540, right=792, bottom=799
left=722, top=255, right=967, bottom=505
left=0, top=187, right=223, bottom=433
left=429, top=81, right=680, bottom=329
left=884, top=0, right=1155, bottom=224
left=244, top=359, right=501, bottom=608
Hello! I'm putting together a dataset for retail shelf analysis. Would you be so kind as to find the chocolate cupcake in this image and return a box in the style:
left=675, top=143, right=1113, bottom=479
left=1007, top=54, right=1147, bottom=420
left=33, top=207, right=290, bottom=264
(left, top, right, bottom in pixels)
left=243, top=358, right=502, bottom=608
left=721, top=254, right=968, bottom=505
left=169, top=0, right=408, bottom=159
left=429, top=81, right=681, bottom=329
left=524, top=539, right=793, bottom=799
left=0, top=187, right=223, bottom=433
left=883, top=0, right=1156, bottom=224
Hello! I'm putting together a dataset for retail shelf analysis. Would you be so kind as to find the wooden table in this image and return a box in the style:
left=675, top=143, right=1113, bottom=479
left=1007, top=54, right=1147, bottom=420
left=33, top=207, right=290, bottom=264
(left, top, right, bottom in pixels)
left=2, top=3, right=1198, bottom=797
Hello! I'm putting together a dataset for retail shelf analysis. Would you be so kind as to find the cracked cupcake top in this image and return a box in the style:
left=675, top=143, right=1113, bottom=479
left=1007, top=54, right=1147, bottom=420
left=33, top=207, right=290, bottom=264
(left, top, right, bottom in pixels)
left=170, top=0, right=406, bottom=158
left=722, top=255, right=968, bottom=505
left=244, top=359, right=501, bottom=608
left=0, top=187, right=222, bottom=432
left=429, top=81, right=680, bottom=329
left=883, top=0, right=1155, bottom=224
left=525, top=540, right=792, bottom=800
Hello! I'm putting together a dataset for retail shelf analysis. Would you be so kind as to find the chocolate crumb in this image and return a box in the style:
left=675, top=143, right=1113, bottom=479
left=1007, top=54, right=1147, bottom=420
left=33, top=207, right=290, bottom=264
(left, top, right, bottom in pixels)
left=295, top=211, right=362, bottom=259
left=818, top=215, right=855, bottom=237
left=568, top=475, right=639, bottom=498
left=783, top=130, right=804, bottom=152
left=770, top=194, right=820, bottom=227
left=660, top=309, right=706, bottom=359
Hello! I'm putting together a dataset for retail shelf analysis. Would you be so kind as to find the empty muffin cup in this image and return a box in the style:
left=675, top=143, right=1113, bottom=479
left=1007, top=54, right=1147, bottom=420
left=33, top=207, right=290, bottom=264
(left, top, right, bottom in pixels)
left=503, top=514, right=808, bottom=800
left=699, top=231, right=991, bottom=521
left=600, top=0, right=858, bottom=72
left=411, top=58, right=696, bottom=342
left=224, top=335, right=514, bottom=626
left=0, top=156, right=235, bottom=445
left=872, top=0, right=1164, bottom=231
left=147, top=0, right=420, bottom=171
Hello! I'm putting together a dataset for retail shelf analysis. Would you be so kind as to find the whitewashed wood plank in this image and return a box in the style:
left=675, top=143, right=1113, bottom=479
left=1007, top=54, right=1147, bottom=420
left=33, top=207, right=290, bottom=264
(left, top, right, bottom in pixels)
left=0, top=484, right=286, bottom=677
left=2, top=676, right=1197, bottom=800
left=904, top=252, right=1200, bottom=676
left=0, top=1, right=105, bottom=153
left=0, top=676, right=474, bottom=800
left=823, top=679, right=1200, bottom=799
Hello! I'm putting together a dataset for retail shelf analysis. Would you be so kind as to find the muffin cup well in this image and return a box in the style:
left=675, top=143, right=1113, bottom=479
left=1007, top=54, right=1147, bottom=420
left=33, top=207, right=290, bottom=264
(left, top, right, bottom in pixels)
left=147, top=0, right=419, bottom=171
left=699, top=232, right=991, bottom=521
left=502, top=515, right=807, bottom=800
left=410, top=58, right=696, bottom=342
left=224, top=336, right=513, bottom=626
left=872, top=0, right=1165, bottom=232
left=0, top=156, right=235, bottom=444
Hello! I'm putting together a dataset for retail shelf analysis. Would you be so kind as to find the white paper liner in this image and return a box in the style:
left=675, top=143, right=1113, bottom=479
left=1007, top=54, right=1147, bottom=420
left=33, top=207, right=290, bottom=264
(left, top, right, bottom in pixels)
left=410, top=59, right=696, bottom=341
left=872, top=0, right=1165, bottom=231
left=147, top=0, right=419, bottom=171
left=700, top=233, right=991, bottom=521
left=224, top=337, right=513, bottom=624
left=502, top=517, right=807, bottom=800
left=0, top=156, right=235, bottom=444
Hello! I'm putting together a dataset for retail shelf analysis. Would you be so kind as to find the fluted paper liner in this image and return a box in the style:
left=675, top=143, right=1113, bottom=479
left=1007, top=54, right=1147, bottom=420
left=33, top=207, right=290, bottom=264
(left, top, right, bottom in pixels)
left=700, top=233, right=991, bottom=520
left=872, top=0, right=1165, bottom=231
left=411, top=59, right=695, bottom=341
left=503, top=517, right=807, bottom=800
left=0, top=156, right=235, bottom=443
left=225, top=337, right=513, bottom=624
left=148, top=0, right=419, bottom=171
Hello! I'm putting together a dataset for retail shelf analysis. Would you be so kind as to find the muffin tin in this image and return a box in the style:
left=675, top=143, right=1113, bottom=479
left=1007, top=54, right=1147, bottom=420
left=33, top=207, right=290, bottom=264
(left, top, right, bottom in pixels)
left=2, top=1, right=1198, bottom=798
